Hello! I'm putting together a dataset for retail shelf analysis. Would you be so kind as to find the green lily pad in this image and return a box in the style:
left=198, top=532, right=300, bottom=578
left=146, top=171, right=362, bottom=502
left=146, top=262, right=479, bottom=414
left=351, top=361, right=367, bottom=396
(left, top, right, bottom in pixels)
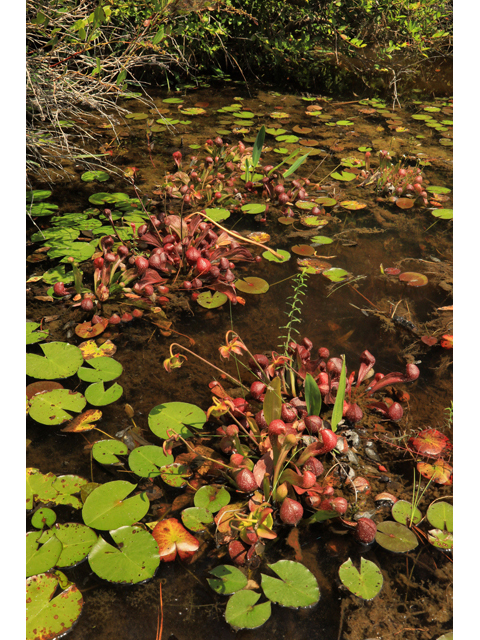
left=39, top=524, right=98, bottom=568
left=424, top=106, right=441, bottom=112
left=431, top=208, right=453, bottom=219
left=270, top=111, right=290, bottom=119
left=88, top=525, right=160, bottom=583
left=338, top=557, right=383, bottom=600
left=88, top=192, right=130, bottom=205
left=204, top=207, right=230, bottom=222
left=82, top=481, right=149, bottom=530
left=27, top=190, right=52, bottom=202
left=28, top=202, right=59, bottom=216
left=181, top=507, right=214, bottom=532
left=125, top=112, right=150, bottom=120
left=296, top=200, right=316, bottom=210
left=234, top=277, right=269, bottom=294
left=208, top=565, right=248, bottom=595
left=427, top=502, right=453, bottom=532
left=261, top=560, right=320, bottom=608
left=375, top=521, right=418, bottom=553
left=315, top=197, right=337, bottom=207
left=27, top=342, right=83, bottom=380
left=276, top=134, right=299, bottom=143
left=52, top=475, right=89, bottom=509
left=427, top=529, right=453, bottom=550
left=196, top=291, right=228, bottom=308
left=194, top=485, right=231, bottom=513
left=128, top=445, right=174, bottom=478
left=180, top=107, right=206, bottom=115
left=26, top=531, right=63, bottom=577
left=331, top=171, right=356, bottom=182
left=225, top=590, right=271, bottom=630
left=439, top=138, right=453, bottom=146
left=26, top=572, right=83, bottom=640
left=392, top=500, right=422, bottom=526
left=31, top=227, right=80, bottom=243
left=160, top=463, right=190, bottom=488
left=265, top=127, right=287, bottom=135
left=426, top=185, right=451, bottom=194
left=241, top=203, right=267, bottom=215
left=235, top=111, right=255, bottom=119
left=163, top=97, right=184, bottom=104
left=84, top=381, right=123, bottom=406
left=300, top=215, right=326, bottom=227
left=412, top=114, right=432, bottom=120
left=29, top=389, right=86, bottom=426
left=340, top=200, right=367, bottom=210
left=78, top=339, right=117, bottom=360
left=92, top=440, right=128, bottom=465
left=322, top=267, right=349, bottom=282
left=31, top=508, right=57, bottom=530
left=26, top=322, right=49, bottom=345
left=41, top=265, right=75, bottom=285
left=274, top=147, right=289, bottom=154
left=311, top=235, right=333, bottom=244
left=148, top=402, right=206, bottom=439
left=77, top=357, right=123, bottom=383
left=26, top=469, right=59, bottom=510
left=336, top=120, right=354, bottom=126
left=262, top=249, right=290, bottom=263
left=81, top=170, right=110, bottom=182
left=48, top=241, right=95, bottom=263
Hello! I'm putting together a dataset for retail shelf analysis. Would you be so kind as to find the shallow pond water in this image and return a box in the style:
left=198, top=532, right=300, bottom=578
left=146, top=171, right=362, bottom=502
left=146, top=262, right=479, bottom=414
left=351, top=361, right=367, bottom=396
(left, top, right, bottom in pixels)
left=27, top=80, right=453, bottom=640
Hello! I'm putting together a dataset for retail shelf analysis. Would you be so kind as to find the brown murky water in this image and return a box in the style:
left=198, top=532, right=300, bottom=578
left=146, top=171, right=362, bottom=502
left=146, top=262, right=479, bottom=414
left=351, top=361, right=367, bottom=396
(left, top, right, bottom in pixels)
left=27, top=80, right=453, bottom=640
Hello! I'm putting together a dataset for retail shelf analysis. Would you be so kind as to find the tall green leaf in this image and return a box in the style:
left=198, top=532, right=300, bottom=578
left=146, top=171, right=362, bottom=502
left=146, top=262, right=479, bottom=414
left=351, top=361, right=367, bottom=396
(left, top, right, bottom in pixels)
left=263, top=377, right=282, bottom=426
left=305, top=373, right=322, bottom=416
left=331, top=355, right=346, bottom=432
left=283, top=152, right=310, bottom=178
left=252, top=125, right=265, bottom=168
left=268, top=149, right=302, bottom=176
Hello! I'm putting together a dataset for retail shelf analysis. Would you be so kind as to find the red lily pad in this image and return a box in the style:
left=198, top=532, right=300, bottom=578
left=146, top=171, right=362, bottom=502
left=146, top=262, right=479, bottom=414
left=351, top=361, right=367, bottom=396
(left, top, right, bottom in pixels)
left=409, top=429, right=451, bottom=458
left=152, top=517, right=200, bottom=562
left=421, top=336, right=438, bottom=346
left=417, top=459, right=453, bottom=485
left=398, top=272, right=428, bottom=287
left=292, top=245, right=315, bottom=256
left=75, top=319, right=108, bottom=338
left=299, top=139, right=320, bottom=147
left=384, top=267, right=401, bottom=275
left=26, top=381, right=64, bottom=400
left=235, top=277, right=269, bottom=294
left=395, top=198, right=415, bottom=209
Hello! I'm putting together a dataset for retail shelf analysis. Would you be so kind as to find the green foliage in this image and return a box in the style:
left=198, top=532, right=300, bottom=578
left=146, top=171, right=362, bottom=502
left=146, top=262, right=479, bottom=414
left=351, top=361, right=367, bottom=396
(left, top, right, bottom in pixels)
left=279, top=270, right=309, bottom=355
left=338, top=557, right=383, bottom=600
left=331, top=356, right=346, bottom=432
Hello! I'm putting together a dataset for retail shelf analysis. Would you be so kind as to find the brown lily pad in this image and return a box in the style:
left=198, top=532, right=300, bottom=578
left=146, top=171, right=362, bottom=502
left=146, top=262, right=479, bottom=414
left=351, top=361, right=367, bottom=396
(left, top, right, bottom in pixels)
left=297, top=258, right=331, bottom=273
left=299, top=139, right=320, bottom=147
left=234, top=277, right=269, bottom=294
left=395, top=198, right=415, bottom=209
left=278, top=217, right=295, bottom=225
left=292, top=245, right=316, bottom=256
left=384, top=267, right=401, bottom=275
left=292, top=126, right=312, bottom=134
left=398, top=272, right=428, bottom=287
left=61, top=409, right=103, bottom=432
left=75, top=320, right=108, bottom=338
left=26, top=380, right=64, bottom=400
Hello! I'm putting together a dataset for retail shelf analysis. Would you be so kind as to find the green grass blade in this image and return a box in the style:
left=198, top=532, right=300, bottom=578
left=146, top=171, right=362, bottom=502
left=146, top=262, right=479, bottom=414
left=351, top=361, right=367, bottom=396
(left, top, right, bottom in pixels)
left=331, top=356, right=346, bottom=432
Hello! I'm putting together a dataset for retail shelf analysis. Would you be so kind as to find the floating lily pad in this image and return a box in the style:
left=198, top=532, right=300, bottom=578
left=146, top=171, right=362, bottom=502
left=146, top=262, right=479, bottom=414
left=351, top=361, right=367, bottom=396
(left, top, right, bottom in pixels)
left=274, top=147, right=289, bottom=154
left=338, top=557, right=383, bottom=600
left=26, top=531, right=63, bottom=577
left=323, top=267, right=349, bottom=282
left=196, top=291, right=228, bottom=308
left=77, top=357, right=123, bottom=383
left=180, top=107, right=206, bottom=115
left=262, top=249, right=290, bottom=263
left=49, top=242, right=95, bottom=263
left=270, top=111, right=290, bottom=119
left=336, top=120, right=354, bottom=126
left=298, top=139, right=320, bottom=147
left=409, top=429, right=450, bottom=458
left=235, top=111, right=255, bottom=119
left=395, top=197, right=415, bottom=209
left=163, top=97, right=184, bottom=104
left=148, top=402, right=206, bottom=439
left=85, top=382, right=123, bottom=406
left=27, top=469, right=60, bottom=510
left=340, top=200, right=367, bottom=210
left=27, top=322, right=49, bottom=345
left=225, top=590, right=271, bottom=630
left=417, top=459, right=453, bottom=485
left=204, top=207, right=230, bottom=222
left=27, top=190, right=52, bottom=202
left=78, top=339, right=117, bottom=360
left=315, top=197, right=337, bottom=207
left=246, top=231, right=271, bottom=243
left=341, top=157, right=365, bottom=168
left=398, top=271, right=428, bottom=287
left=89, top=525, right=160, bottom=583
left=331, top=171, right=356, bottom=182
left=431, top=208, right=453, bottom=221
left=427, top=529, right=453, bottom=550
left=194, top=485, right=231, bottom=512
left=31, top=508, right=57, bottom=530
left=88, top=192, right=130, bottom=206
left=92, top=440, right=128, bottom=465
left=426, top=185, right=451, bottom=194
left=439, top=138, right=453, bottom=146
left=81, top=171, right=110, bottom=182
left=160, top=463, right=190, bottom=488
left=292, top=245, right=315, bottom=256
left=427, top=502, right=453, bottom=532
left=276, top=134, right=299, bottom=144
left=296, top=200, right=316, bottom=210
left=181, top=507, right=214, bottom=532
left=26, top=572, right=83, bottom=640
left=300, top=215, right=326, bottom=227
left=83, top=481, right=149, bottom=530
left=235, top=277, right=269, bottom=294
left=424, top=106, right=441, bottom=112
left=392, top=500, right=422, bottom=525
left=411, top=114, right=432, bottom=120
left=26, top=344, right=82, bottom=382
left=311, top=235, right=333, bottom=245
left=152, top=517, right=200, bottom=562
left=39, top=524, right=98, bottom=568
left=61, top=409, right=103, bottom=433
left=292, top=126, right=312, bottom=134
left=28, top=202, right=59, bottom=216
left=261, top=560, right=320, bottom=608
left=126, top=112, right=149, bottom=120
left=208, top=564, right=248, bottom=595
left=29, top=389, right=86, bottom=426
left=375, top=521, right=418, bottom=553
left=241, top=203, right=267, bottom=215
left=278, top=216, right=295, bottom=225
left=128, top=445, right=174, bottom=478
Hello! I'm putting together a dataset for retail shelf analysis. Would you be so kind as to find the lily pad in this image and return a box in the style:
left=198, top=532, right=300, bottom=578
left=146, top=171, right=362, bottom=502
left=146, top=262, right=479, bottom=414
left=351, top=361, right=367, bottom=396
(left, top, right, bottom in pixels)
left=297, top=258, right=331, bottom=274
left=395, top=197, right=415, bottom=209
left=208, top=565, right=248, bottom=595
left=315, top=197, right=337, bottom=207
left=78, top=339, right=117, bottom=360
left=88, top=525, right=160, bottom=583
left=276, top=134, right=299, bottom=144
left=426, top=185, right=451, bottom=194
left=88, top=192, right=130, bottom=206
left=31, top=508, right=57, bottom=530
left=336, top=120, right=354, bottom=126
left=225, top=590, right=271, bottom=630
left=27, top=469, right=60, bottom=510
left=84, top=381, right=123, bottom=406
left=296, top=200, right=316, bottom=210
left=181, top=507, right=214, bottom=532
left=299, top=139, right=319, bottom=147
left=77, top=357, right=123, bottom=383
left=148, top=402, right=206, bottom=439
left=194, top=485, right=231, bottom=513
left=180, top=107, right=206, bottom=115
left=49, top=241, right=95, bottom=263
left=81, top=170, right=110, bottom=182
left=292, top=245, right=315, bottom=256
left=27, top=190, right=52, bottom=202
left=27, top=342, right=84, bottom=379
left=235, top=277, right=269, bottom=294
left=292, top=126, right=312, bottom=134
left=241, top=203, right=267, bottom=215
left=92, top=440, right=128, bottom=465
left=262, top=249, right=290, bottom=263
left=278, top=216, right=295, bottom=225
left=28, top=202, right=59, bottom=216
left=398, top=271, right=428, bottom=287
left=331, top=171, right=356, bottom=182
left=431, top=208, right=453, bottom=219
left=61, top=409, right=103, bottom=433
left=323, top=267, right=349, bottom=282
left=247, top=231, right=271, bottom=243
left=26, top=572, right=83, bottom=640
left=427, top=529, right=453, bottom=550
left=261, top=560, right=320, bottom=608
left=39, top=524, right=98, bottom=568
left=340, top=200, right=367, bottom=210
left=196, top=291, right=228, bottom=308
left=417, top=459, right=453, bottom=485
left=311, top=235, right=333, bottom=245
left=75, top=320, right=108, bottom=339
left=204, top=207, right=231, bottom=222
left=338, top=557, right=383, bottom=600
left=29, top=389, right=86, bottom=426
left=27, top=322, right=49, bottom=345
left=126, top=112, right=150, bottom=120
left=391, top=500, right=422, bottom=525
left=152, top=517, right=200, bottom=561
left=26, top=531, right=63, bottom=577
left=26, top=381, right=64, bottom=400
left=82, top=480, right=149, bottom=530
left=427, top=502, right=453, bottom=532
left=128, top=445, right=174, bottom=478
left=375, top=521, right=418, bottom=553
left=160, top=463, right=190, bottom=488
left=163, top=97, right=184, bottom=104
